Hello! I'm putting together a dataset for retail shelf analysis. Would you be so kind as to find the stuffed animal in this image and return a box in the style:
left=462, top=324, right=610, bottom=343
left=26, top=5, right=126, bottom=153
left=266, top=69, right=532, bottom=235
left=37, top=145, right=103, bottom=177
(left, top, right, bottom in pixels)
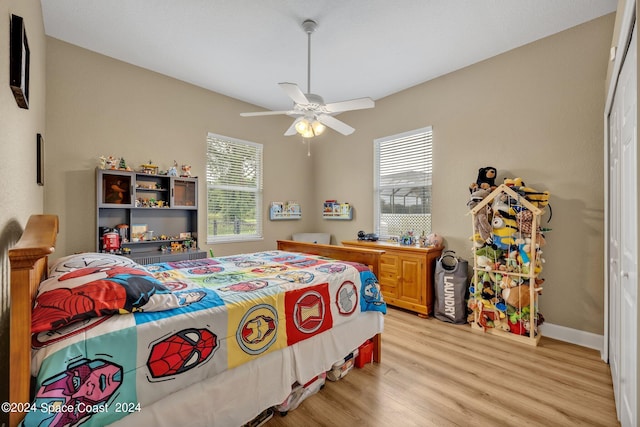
left=425, top=233, right=443, bottom=247
left=511, top=185, right=550, bottom=208
left=503, top=177, right=524, bottom=187
left=469, top=166, right=497, bottom=193
left=516, top=210, right=533, bottom=235
left=491, top=213, right=518, bottom=250
left=502, top=284, right=540, bottom=308
left=467, top=188, right=492, bottom=242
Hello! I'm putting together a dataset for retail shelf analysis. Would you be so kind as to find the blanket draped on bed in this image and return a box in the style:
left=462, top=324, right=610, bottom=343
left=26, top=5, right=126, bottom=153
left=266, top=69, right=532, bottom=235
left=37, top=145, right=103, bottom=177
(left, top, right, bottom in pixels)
left=23, top=250, right=385, bottom=427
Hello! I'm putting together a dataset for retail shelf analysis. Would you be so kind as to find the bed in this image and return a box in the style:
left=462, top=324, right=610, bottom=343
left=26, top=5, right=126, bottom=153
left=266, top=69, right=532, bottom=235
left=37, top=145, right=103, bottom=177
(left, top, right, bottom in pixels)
left=8, top=215, right=386, bottom=427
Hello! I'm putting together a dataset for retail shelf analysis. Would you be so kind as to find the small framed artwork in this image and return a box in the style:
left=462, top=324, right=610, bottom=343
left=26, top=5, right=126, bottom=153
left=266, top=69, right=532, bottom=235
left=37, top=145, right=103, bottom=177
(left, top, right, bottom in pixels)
left=36, top=133, right=44, bottom=185
left=9, top=14, right=30, bottom=109
left=102, top=173, right=132, bottom=204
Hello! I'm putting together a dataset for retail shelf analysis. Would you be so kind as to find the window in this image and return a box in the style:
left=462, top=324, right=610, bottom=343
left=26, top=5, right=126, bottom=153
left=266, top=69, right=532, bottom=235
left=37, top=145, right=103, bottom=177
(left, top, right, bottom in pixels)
left=374, top=126, right=433, bottom=239
left=206, top=133, right=263, bottom=243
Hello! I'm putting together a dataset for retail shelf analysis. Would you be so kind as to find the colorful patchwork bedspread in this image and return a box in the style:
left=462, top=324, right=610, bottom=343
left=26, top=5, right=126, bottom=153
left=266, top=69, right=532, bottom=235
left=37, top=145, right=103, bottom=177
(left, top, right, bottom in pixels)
left=23, top=251, right=385, bottom=427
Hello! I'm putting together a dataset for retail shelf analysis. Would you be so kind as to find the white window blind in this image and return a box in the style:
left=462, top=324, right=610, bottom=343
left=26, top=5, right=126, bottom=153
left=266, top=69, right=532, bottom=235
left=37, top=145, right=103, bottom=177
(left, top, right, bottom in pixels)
left=374, top=126, right=433, bottom=239
left=206, top=133, right=263, bottom=243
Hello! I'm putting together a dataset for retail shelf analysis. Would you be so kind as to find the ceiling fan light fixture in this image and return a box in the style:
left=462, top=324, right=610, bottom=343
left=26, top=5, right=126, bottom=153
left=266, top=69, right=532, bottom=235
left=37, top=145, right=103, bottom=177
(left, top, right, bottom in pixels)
left=295, top=117, right=325, bottom=138
left=311, top=120, right=325, bottom=135
left=239, top=18, right=374, bottom=141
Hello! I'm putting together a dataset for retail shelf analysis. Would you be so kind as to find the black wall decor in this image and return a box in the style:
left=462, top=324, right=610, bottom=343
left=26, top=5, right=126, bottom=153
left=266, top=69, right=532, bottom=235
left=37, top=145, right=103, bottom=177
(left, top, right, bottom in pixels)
left=37, top=134, right=44, bottom=185
left=10, top=14, right=30, bottom=109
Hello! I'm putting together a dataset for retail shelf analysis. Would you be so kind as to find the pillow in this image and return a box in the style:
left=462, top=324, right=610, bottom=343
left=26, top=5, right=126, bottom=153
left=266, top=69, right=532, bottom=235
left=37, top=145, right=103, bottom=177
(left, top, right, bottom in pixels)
left=48, top=252, right=142, bottom=279
left=33, top=264, right=182, bottom=334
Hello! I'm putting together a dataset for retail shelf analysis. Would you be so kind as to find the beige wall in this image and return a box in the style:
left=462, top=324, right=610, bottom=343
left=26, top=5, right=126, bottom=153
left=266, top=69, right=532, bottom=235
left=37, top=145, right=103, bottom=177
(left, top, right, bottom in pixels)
left=44, top=14, right=613, bottom=338
left=0, top=0, right=46, bottom=422
left=312, top=14, right=614, bottom=335
left=45, top=37, right=316, bottom=259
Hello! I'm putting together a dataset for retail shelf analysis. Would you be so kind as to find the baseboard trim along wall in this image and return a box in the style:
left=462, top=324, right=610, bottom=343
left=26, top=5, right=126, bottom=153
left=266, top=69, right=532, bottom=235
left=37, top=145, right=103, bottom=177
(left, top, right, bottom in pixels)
left=540, top=322, right=605, bottom=360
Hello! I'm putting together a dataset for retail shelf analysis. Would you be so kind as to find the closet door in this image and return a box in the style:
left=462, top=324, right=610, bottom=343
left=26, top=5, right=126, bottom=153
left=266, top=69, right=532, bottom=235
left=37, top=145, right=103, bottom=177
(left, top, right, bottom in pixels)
left=609, top=25, right=638, bottom=427
left=608, top=62, right=621, bottom=416
left=619, top=27, right=637, bottom=427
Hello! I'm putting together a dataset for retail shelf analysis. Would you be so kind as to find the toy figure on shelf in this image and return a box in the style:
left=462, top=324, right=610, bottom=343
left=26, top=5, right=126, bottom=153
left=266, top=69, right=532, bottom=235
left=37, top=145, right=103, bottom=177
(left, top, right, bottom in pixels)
left=168, top=161, right=178, bottom=177
left=181, top=164, right=192, bottom=177
left=140, top=161, right=158, bottom=175
left=105, top=156, right=119, bottom=170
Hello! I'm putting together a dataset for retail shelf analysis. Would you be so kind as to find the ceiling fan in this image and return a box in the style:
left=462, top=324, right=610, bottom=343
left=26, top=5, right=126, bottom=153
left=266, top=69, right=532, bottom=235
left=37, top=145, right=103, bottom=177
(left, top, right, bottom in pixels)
left=240, top=19, right=375, bottom=137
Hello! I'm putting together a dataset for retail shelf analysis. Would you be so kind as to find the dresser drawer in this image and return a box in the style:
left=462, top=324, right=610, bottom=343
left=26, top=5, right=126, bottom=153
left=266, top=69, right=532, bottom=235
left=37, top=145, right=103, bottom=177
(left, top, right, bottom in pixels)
left=378, top=270, right=398, bottom=286
left=380, top=253, right=399, bottom=269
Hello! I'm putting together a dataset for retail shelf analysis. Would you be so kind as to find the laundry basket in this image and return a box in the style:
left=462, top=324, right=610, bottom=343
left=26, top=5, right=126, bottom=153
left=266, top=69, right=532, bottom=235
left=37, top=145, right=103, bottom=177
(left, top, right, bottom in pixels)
left=433, top=250, right=469, bottom=324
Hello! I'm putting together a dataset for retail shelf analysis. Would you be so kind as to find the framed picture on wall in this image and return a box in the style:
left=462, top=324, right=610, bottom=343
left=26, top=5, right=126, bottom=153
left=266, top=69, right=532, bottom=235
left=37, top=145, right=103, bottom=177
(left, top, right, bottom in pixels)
left=37, top=133, right=44, bottom=185
left=10, top=14, right=30, bottom=109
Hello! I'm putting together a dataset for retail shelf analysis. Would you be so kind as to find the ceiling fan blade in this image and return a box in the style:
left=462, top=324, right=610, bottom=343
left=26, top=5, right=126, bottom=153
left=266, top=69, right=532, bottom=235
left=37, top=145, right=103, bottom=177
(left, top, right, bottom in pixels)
left=324, top=97, right=375, bottom=113
left=317, top=114, right=355, bottom=136
left=284, top=117, right=304, bottom=136
left=240, top=110, right=294, bottom=117
left=279, top=82, right=310, bottom=105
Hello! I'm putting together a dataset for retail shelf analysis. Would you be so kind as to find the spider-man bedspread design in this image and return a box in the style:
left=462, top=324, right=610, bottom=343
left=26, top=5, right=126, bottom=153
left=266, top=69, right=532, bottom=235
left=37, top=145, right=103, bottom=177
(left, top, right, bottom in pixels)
left=24, top=251, right=386, bottom=427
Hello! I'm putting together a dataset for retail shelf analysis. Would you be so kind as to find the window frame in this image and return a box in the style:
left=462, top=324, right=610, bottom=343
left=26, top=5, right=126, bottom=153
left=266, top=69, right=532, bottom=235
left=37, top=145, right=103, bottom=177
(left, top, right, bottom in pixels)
left=206, top=133, right=263, bottom=244
left=373, top=126, right=433, bottom=239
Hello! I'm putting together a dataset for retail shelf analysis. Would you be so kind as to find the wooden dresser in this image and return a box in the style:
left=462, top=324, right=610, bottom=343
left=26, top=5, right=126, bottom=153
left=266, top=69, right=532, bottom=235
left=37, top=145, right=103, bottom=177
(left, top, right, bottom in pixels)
left=342, top=240, right=443, bottom=317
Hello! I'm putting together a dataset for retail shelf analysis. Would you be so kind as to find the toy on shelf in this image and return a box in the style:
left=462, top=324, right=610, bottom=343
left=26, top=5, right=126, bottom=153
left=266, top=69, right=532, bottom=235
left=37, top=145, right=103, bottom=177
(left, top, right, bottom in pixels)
left=167, top=161, right=179, bottom=177
left=467, top=182, right=550, bottom=346
left=140, top=161, right=158, bottom=175
left=323, top=200, right=352, bottom=220
left=270, top=201, right=302, bottom=220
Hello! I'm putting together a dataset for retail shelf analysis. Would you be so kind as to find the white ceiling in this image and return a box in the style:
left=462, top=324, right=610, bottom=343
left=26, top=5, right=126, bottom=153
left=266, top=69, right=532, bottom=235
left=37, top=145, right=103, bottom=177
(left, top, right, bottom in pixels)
left=41, top=0, right=617, bottom=112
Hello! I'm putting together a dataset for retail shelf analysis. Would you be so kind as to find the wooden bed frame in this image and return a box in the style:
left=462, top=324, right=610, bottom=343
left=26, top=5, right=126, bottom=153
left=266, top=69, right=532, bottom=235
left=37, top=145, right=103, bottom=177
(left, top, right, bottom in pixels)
left=7, top=217, right=384, bottom=427
left=9, top=215, right=58, bottom=427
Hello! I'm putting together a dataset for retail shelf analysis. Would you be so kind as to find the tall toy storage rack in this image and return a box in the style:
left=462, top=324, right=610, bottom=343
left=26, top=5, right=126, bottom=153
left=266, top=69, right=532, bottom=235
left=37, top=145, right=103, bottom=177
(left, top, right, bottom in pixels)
left=468, top=184, right=546, bottom=346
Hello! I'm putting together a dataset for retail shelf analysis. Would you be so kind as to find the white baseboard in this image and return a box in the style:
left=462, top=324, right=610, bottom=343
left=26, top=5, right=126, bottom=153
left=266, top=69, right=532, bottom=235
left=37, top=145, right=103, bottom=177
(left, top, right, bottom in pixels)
left=540, top=322, right=605, bottom=359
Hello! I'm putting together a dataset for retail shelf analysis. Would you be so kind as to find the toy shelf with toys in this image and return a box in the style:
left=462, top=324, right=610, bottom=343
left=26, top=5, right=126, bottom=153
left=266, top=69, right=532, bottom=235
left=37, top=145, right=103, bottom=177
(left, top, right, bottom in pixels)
left=467, top=181, right=549, bottom=346
left=96, top=167, right=204, bottom=264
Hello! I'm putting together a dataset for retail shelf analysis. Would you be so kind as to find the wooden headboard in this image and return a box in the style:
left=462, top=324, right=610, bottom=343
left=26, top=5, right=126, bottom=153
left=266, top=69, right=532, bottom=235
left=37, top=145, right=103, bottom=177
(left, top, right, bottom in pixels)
left=277, top=239, right=384, bottom=277
left=8, top=215, right=58, bottom=427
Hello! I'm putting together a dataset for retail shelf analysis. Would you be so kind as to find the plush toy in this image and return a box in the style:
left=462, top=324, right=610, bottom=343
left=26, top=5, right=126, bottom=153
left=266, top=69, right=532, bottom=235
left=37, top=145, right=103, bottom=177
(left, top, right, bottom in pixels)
left=476, top=245, right=503, bottom=261
left=425, top=233, right=444, bottom=247
left=491, top=213, right=518, bottom=250
left=476, top=300, right=508, bottom=330
left=494, top=316, right=511, bottom=332
left=476, top=255, right=493, bottom=271
left=511, top=185, right=550, bottom=209
left=467, top=188, right=492, bottom=242
left=469, top=166, right=497, bottom=193
left=502, top=284, right=539, bottom=308
left=503, top=177, right=524, bottom=187
left=181, top=164, right=192, bottom=177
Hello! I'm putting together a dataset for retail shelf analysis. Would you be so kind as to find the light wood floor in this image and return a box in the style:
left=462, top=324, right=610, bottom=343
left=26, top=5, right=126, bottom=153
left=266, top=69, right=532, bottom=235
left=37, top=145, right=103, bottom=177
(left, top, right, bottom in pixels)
left=266, top=307, right=619, bottom=427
